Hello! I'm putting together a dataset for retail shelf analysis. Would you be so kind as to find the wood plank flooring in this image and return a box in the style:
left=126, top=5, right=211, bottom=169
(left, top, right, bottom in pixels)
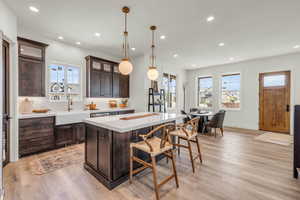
left=3, top=131, right=300, bottom=200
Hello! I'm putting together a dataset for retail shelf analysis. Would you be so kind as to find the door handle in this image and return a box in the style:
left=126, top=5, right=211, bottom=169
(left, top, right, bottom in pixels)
left=286, top=105, right=290, bottom=112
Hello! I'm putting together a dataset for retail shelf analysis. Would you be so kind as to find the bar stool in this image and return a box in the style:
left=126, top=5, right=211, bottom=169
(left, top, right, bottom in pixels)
left=169, top=118, right=202, bottom=173
left=129, top=123, right=179, bottom=200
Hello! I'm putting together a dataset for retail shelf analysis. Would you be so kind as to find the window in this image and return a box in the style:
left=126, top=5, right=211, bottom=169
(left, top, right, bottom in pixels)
left=198, top=77, right=213, bottom=108
left=162, top=73, right=176, bottom=108
left=263, top=75, right=285, bottom=87
left=48, top=64, right=81, bottom=101
left=221, top=73, right=241, bottom=109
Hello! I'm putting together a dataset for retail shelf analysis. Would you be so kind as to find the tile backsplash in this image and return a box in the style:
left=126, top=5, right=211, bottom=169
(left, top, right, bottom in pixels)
left=18, top=97, right=130, bottom=113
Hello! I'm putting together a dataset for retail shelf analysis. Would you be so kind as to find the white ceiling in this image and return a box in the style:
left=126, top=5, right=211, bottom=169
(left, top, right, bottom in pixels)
left=5, top=0, right=300, bottom=69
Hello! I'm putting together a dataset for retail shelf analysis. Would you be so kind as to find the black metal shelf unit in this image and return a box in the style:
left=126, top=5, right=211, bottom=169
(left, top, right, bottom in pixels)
left=148, top=88, right=166, bottom=113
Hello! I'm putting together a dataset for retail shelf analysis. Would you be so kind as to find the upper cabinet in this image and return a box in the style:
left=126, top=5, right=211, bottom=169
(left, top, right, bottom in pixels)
left=18, top=37, right=48, bottom=97
left=86, top=56, right=129, bottom=98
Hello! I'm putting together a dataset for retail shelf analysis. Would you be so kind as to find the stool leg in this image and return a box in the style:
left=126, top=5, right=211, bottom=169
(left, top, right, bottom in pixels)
left=129, top=147, right=133, bottom=183
left=170, top=150, right=179, bottom=188
left=195, top=136, right=202, bottom=164
left=220, top=128, right=224, bottom=136
left=177, top=137, right=181, bottom=156
left=151, top=156, right=160, bottom=200
left=187, top=140, right=195, bottom=173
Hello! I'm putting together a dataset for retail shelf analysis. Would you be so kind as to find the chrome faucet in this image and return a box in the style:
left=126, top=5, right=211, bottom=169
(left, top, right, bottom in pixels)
left=67, top=94, right=73, bottom=112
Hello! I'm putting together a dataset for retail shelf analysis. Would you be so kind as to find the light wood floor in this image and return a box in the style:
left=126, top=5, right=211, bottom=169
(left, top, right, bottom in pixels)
left=4, top=131, right=300, bottom=200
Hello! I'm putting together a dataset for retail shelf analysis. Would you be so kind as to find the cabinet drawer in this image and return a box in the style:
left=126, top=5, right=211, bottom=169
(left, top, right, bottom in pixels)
left=19, top=117, right=54, bottom=128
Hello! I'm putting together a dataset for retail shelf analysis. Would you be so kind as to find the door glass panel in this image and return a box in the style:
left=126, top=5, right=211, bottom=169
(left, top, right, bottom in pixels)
left=103, top=63, right=111, bottom=72
left=264, top=75, right=285, bottom=87
left=20, top=45, right=42, bottom=58
left=93, top=61, right=101, bottom=70
left=114, top=65, right=119, bottom=73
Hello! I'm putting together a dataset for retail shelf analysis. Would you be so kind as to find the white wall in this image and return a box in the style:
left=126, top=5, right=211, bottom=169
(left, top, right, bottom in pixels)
left=130, top=54, right=187, bottom=113
left=186, top=52, right=300, bottom=132
left=0, top=0, right=18, bottom=197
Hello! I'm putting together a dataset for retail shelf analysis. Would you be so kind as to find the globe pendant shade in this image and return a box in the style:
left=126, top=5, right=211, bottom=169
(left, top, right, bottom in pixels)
left=147, top=67, right=159, bottom=80
left=119, top=59, right=133, bottom=75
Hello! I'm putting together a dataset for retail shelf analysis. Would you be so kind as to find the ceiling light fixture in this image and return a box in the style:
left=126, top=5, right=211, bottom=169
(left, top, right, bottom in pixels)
left=192, top=64, right=196, bottom=67
left=76, top=42, right=81, bottom=45
left=160, top=35, right=166, bottom=40
left=131, top=47, right=136, bottom=51
left=218, top=42, right=225, bottom=47
left=94, top=32, right=101, bottom=37
left=29, top=6, right=39, bottom=13
left=229, top=57, right=235, bottom=61
left=147, top=26, right=159, bottom=81
left=206, top=16, right=215, bottom=22
left=119, top=6, right=133, bottom=75
left=294, top=45, right=300, bottom=49
left=58, top=36, right=64, bottom=40
left=173, top=54, right=178, bottom=58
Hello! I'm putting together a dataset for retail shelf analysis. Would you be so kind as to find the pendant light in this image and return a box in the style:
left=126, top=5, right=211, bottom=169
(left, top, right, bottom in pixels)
left=147, top=25, right=159, bottom=80
left=119, top=6, right=133, bottom=75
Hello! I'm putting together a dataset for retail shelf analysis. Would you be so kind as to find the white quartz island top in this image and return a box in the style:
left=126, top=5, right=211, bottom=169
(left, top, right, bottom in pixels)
left=84, top=112, right=184, bottom=133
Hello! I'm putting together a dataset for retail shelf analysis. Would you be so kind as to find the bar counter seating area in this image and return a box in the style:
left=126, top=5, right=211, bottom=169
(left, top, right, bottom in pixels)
left=83, top=112, right=205, bottom=200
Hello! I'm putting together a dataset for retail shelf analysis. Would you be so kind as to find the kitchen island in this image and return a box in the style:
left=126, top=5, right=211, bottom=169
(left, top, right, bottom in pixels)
left=84, top=112, right=183, bottom=189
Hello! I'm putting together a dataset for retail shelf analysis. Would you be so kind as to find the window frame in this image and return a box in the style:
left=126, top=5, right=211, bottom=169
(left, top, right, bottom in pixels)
left=219, top=72, right=242, bottom=111
left=47, top=61, right=82, bottom=102
left=197, top=75, right=214, bottom=109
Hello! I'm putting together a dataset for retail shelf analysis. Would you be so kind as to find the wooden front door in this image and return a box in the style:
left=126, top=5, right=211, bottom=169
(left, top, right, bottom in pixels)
left=2, top=40, right=10, bottom=166
left=259, top=71, right=291, bottom=133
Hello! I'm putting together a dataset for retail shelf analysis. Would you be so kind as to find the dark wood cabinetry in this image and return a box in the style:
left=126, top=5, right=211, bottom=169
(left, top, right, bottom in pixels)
left=55, top=123, right=86, bottom=147
left=19, top=117, right=55, bottom=157
left=18, top=37, right=48, bottom=97
left=86, top=56, right=129, bottom=98
left=294, top=105, right=300, bottom=178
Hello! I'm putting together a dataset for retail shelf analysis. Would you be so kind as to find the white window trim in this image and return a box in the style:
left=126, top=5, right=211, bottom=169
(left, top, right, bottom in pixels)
left=196, top=75, right=214, bottom=109
left=47, top=61, right=82, bottom=102
left=219, top=72, right=242, bottom=111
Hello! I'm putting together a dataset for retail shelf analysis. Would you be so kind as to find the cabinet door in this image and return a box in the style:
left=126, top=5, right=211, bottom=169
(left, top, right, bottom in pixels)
left=98, top=128, right=111, bottom=179
left=119, top=75, right=129, bottom=98
left=90, top=69, right=101, bottom=97
left=55, top=125, right=75, bottom=147
left=100, top=72, right=112, bottom=97
left=19, top=57, right=45, bottom=97
left=113, top=73, right=120, bottom=97
left=74, top=123, right=85, bottom=143
left=86, top=125, right=98, bottom=170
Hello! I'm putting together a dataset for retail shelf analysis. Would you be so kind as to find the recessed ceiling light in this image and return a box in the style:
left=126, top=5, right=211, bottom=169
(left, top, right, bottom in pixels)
left=160, top=35, right=166, bottom=40
left=76, top=42, right=81, bottom=45
left=94, top=32, right=101, bottom=37
left=218, top=42, right=225, bottom=47
left=192, top=64, right=196, bottom=67
left=173, top=54, right=178, bottom=58
left=131, top=47, right=136, bottom=51
left=206, top=16, right=215, bottom=22
left=58, top=36, right=64, bottom=40
left=29, top=6, right=39, bottom=13
left=294, top=45, right=300, bottom=49
left=229, top=57, right=235, bottom=61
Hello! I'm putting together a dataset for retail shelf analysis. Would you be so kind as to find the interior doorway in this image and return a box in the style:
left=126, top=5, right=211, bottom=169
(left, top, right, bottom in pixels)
left=259, top=71, right=291, bottom=133
left=2, top=40, right=10, bottom=166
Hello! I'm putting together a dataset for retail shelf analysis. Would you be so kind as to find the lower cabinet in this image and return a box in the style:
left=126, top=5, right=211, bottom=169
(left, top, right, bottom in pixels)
left=19, top=117, right=55, bottom=157
left=55, top=123, right=86, bottom=147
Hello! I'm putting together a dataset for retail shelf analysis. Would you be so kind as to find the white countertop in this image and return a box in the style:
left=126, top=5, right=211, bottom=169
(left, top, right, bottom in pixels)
left=84, top=112, right=184, bottom=133
left=18, top=107, right=135, bottom=119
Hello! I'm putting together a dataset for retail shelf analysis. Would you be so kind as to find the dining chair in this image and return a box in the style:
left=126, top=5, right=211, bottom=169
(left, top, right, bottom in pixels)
left=129, top=123, right=179, bottom=200
left=203, top=110, right=226, bottom=137
left=169, top=118, right=203, bottom=173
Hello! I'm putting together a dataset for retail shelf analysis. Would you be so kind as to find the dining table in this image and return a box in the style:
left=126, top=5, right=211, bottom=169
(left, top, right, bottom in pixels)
left=189, top=111, right=214, bottom=133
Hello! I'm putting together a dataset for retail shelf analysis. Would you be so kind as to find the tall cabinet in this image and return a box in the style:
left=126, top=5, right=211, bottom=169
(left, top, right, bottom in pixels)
left=18, top=37, right=48, bottom=97
left=86, top=56, right=129, bottom=98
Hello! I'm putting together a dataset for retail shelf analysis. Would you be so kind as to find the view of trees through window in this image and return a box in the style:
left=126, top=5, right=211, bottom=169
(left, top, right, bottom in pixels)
left=221, top=73, right=241, bottom=109
left=162, top=73, right=176, bottom=108
left=198, top=77, right=213, bottom=108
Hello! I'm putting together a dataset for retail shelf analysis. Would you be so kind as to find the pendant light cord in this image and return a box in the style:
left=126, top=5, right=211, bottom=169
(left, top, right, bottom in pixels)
left=124, top=12, right=128, bottom=59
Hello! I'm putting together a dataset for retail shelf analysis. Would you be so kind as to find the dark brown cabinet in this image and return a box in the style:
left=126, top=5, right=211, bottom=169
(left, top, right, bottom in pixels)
left=55, top=123, right=86, bottom=147
left=19, top=117, right=55, bottom=157
left=86, top=56, right=129, bottom=98
left=18, top=37, right=48, bottom=97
